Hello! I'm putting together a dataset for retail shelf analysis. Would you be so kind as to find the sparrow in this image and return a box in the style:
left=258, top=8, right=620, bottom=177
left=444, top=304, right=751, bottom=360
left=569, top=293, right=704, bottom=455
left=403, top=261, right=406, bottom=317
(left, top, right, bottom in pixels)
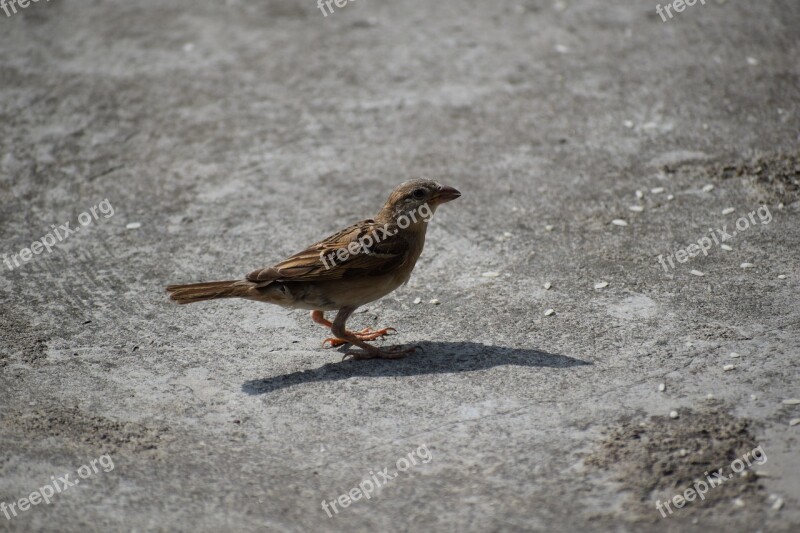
left=166, top=179, right=461, bottom=359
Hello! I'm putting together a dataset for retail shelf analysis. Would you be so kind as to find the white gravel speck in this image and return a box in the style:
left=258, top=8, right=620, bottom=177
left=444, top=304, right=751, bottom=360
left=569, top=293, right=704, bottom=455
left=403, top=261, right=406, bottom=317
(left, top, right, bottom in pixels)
left=545, top=224, right=554, bottom=231
left=782, top=398, right=800, bottom=405
left=544, top=282, right=551, bottom=290
left=733, top=497, right=745, bottom=508
left=413, top=297, right=421, bottom=304
left=544, top=309, right=555, bottom=317
left=723, top=364, right=735, bottom=371
left=481, top=271, right=501, bottom=278
left=702, top=184, right=715, bottom=192
left=740, top=262, right=755, bottom=269
left=611, top=219, right=628, bottom=226
left=555, top=44, right=570, bottom=54
left=729, top=352, right=741, bottom=358
left=635, top=190, right=644, bottom=198
left=722, top=207, right=735, bottom=215
left=594, top=281, right=609, bottom=289
left=690, top=270, right=705, bottom=277
left=624, top=120, right=635, bottom=129
left=658, top=383, right=666, bottom=392
left=789, top=419, right=800, bottom=426
left=667, top=194, right=674, bottom=200
left=669, top=410, right=679, bottom=419
left=629, top=205, right=644, bottom=212
left=706, top=393, right=714, bottom=400
left=126, top=222, right=142, bottom=229
left=721, top=244, right=733, bottom=251
left=746, top=56, right=759, bottom=66
left=771, top=498, right=784, bottom=511
left=777, top=275, right=786, bottom=279
left=651, top=187, right=665, bottom=194
left=429, top=298, right=440, bottom=305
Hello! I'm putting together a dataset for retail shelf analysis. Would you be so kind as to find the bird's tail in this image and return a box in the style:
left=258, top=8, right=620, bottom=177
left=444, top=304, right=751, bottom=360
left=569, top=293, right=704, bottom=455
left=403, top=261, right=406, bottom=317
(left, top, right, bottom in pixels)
left=165, top=280, right=253, bottom=304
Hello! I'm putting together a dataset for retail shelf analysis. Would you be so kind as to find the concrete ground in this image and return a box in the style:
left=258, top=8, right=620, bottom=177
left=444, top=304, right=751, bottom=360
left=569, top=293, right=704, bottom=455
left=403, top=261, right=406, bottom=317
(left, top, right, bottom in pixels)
left=1, top=0, right=798, bottom=531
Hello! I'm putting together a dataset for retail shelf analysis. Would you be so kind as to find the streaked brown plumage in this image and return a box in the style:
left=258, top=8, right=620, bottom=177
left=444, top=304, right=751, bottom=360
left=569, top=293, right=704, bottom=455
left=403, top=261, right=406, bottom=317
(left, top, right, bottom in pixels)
left=166, top=179, right=460, bottom=359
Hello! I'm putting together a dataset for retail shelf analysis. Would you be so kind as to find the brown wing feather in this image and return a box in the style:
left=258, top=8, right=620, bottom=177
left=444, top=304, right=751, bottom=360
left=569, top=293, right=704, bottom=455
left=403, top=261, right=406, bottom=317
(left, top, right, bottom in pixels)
left=246, top=220, right=409, bottom=283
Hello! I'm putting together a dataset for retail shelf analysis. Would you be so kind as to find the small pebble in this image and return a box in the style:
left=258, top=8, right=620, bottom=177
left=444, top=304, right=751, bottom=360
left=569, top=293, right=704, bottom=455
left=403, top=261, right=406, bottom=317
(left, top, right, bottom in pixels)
left=789, top=418, right=800, bottom=426
left=624, top=120, right=635, bottom=129
left=544, top=309, right=555, bottom=317
left=723, top=364, right=735, bottom=371
left=545, top=224, right=554, bottom=231
left=706, top=393, right=714, bottom=400
left=651, top=187, right=665, bottom=194
left=635, top=190, right=644, bottom=198
left=721, top=244, right=733, bottom=251
left=751, top=394, right=758, bottom=401
left=126, top=222, right=142, bottom=229
left=702, top=184, right=715, bottom=192
left=740, top=263, right=755, bottom=269
left=611, top=219, right=628, bottom=227
left=777, top=274, right=786, bottom=279
left=669, top=410, right=679, bottom=419
left=658, top=383, right=666, bottom=392
left=481, top=271, right=501, bottom=278
left=667, top=194, right=674, bottom=200
left=413, top=297, right=422, bottom=304
left=732, top=497, right=745, bottom=508
left=771, top=498, right=784, bottom=511
left=722, top=207, right=735, bottom=215
left=629, top=205, right=644, bottom=212
left=544, top=282, right=552, bottom=290
left=782, top=398, right=800, bottom=405
left=746, top=56, right=759, bottom=66
left=690, top=270, right=705, bottom=277
left=429, top=298, right=440, bottom=305
left=729, top=352, right=741, bottom=358
left=594, top=281, right=609, bottom=289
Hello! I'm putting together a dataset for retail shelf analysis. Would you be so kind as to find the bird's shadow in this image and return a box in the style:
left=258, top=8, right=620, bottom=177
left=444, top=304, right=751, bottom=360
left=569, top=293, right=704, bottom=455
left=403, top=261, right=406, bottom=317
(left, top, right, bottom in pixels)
left=242, top=341, right=591, bottom=395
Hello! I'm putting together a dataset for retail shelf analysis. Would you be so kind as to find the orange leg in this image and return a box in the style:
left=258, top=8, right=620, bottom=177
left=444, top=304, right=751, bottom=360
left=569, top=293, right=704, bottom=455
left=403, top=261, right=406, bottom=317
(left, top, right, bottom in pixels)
left=310, top=310, right=397, bottom=349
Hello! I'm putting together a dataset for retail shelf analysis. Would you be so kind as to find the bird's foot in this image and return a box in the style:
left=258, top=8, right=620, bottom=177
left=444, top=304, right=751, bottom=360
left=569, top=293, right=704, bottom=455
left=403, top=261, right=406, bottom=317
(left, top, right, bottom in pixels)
left=322, top=327, right=397, bottom=348
left=341, top=345, right=420, bottom=361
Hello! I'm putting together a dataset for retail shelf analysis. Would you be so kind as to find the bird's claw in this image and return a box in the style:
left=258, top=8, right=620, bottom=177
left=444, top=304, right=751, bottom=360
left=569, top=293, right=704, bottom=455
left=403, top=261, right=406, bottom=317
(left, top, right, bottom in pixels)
left=321, top=326, right=397, bottom=348
left=341, top=345, right=421, bottom=361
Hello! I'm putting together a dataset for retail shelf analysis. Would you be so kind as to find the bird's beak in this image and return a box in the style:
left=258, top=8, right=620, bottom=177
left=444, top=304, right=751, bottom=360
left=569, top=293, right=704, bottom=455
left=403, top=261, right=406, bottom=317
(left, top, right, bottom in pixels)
left=433, top=185, right=461, bottom=204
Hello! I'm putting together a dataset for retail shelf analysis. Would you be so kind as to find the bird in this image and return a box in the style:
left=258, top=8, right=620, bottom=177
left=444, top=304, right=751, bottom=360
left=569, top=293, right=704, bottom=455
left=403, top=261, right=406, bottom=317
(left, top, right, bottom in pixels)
left=165, top=179, right=461, bottom=360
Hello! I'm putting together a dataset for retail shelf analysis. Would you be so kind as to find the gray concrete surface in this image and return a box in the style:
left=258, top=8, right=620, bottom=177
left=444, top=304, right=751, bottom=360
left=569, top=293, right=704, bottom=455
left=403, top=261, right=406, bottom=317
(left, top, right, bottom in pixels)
left=1, top=0, right=798, bottom=531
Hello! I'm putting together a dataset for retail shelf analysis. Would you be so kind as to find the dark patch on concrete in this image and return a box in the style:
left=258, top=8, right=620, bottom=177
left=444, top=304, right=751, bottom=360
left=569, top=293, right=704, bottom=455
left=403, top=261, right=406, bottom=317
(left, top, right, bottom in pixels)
left=709, top=151, right=800, bottom=203
left=586, top=408, right=768, bottom=520
left=3, top=407, right=170, bottom=454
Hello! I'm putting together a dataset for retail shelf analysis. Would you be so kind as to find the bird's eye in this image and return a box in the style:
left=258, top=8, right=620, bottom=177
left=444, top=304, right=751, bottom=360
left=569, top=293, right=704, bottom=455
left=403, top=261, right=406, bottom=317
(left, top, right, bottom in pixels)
left=412, top=188, right=425, bottom=199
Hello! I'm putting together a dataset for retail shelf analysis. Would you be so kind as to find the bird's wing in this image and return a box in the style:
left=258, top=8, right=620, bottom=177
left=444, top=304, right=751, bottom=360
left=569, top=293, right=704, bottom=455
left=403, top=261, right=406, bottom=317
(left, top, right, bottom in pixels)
left=246, top=220, right=409, bottom=282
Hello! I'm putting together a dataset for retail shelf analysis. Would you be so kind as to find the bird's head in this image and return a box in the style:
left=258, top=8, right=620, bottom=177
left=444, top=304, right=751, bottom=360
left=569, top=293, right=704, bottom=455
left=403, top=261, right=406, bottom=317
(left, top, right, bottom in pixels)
left=378, top=179, right=461, bottom=224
